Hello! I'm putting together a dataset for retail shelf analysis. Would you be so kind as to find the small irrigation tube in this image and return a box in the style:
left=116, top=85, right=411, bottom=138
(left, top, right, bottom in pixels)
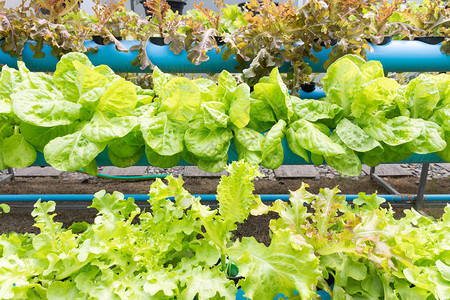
left=77, top=169, right=168, bottom=180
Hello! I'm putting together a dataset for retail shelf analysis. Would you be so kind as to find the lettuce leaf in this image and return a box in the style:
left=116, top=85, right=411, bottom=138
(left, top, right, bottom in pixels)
left=141, top=113, right=185, bottom=156
left=261, top=119, right=286, bottom=169
left=351, top=77, right=401, bottom=119
left=228, top=230, right=320, bottom=300
left=405, top=119, right=447, bottom=154
left=44, top=130, right=106, bottom=171
left=96, top=78, right=138, bottom=115
left=288, top=119, right=345, bottom=156
left=406, top=74, right=441, bottom=120
left=324, top=132, right=362, bottom=176
left=363, top=116, right=422, bottom=146
left=336, top=118, right=382, bottom=153
left=322, top=55, right=365, bottom=116
left=185, top=126, right=232, bottom=159
left=234, top=127, right=265, bottom=164
left=12, top=89, right=81, bottom=127
left=82, top=112, right=138, bottom=143
left=253, top=68, right=293, bottom=122
left=159, top=77, right=201, bottom=123
left=229, top=83, right=251, bottom=128
left=145, top=145, right=181, bottom=168
left=53, top=52, right=94, bottom=102
left=20, top=122, right=76, bottom=152
left=1, top=132, right=36, bottom=169
left=291, top=96, right=343, bottom=123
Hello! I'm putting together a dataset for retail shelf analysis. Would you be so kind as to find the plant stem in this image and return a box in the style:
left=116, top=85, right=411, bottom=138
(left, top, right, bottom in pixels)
left=221, top=254, right=226, bottom=272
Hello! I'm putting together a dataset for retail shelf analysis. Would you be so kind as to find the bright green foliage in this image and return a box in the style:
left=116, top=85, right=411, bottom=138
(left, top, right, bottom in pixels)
left=0, top=162, right=449, bottom=299
left=179, top=267, right=237, bottom=300
left=258, top=183, right=450, bottom=300
left=53, top=52, right=94, bottom=101
left=405, top=119, right=447, bottom=154
left=44, top=131, right=106, bottom=172
left=196, top=161, right=264, bottom=254
left=20, top=123, right=76, bottom=153
left=291, top=97, right=342, bottom=123
left=185, top=127, right=233, bottom=159
left=234, top=127, right=265, bottom=165
left=141, top=113, right=185, bottom=156
left=363, top=116, right=423, bottom=146
left=0, top=52, right=143, bottom=172
left=0, top=204, right=10, bottom=214
left=0, top=66, right=20, bottom=101
left=253, top=68, right=294, bottom=123
left=1, top=131, right=36, bottom=169
left=0, top=162, right=269, bottom=299
left=145, top=146, right=181, bottom=169
left=324, top=132, right=362, bottom=176
left=287, top=119, right=345, bottom=157
left=406, top=74, right=442, bottom=120
left=12, top=88, right=82, bottom=127
left=336, top=118, right=382, bottom=153
left=351, top=77, right=401, bottom=119
left=159, top=77, right=202, bottom=123
left=217, top=161, right=263, bottom=225
left=229, top=84, right=251, bottom=129
left=315, top=55, right=449, bottom=174
left=260, top=119, right=286, bottom=169
left=0, top=53, right=449, bottom=176
left=228, top=230, right=320, bottom=300
left=322, top=55, right=375, bottom=117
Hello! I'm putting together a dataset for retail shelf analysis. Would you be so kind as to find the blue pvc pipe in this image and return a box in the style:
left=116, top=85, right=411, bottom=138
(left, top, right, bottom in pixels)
left=299, top=87, right=326, bottom=99
left=145, top=42, right=238, bottom=73
left=365, top=40, right=449, bottom=73
left=3, top=40, right=448, bottom=73
left=20, top=40, right=239, bottom=73
left=287, top=40, right=450, bottom=73
left=30, top=142, right=445, bottom=168
left=1, top=194, right=449, bottom=202
left=0, top=47, right=18, bottom=68
left=22, top=40, right=145, bottom=73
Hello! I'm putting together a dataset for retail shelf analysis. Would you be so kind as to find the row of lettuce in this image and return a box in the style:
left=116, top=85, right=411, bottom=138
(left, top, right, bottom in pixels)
left=0, top=161, right=448, bottom=299
left=1, top=0, right=448, bottom=89
left=0, top=52, right=449, bottom=175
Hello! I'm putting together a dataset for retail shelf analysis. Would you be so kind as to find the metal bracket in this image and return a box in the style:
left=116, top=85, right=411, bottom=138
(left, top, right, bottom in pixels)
left=370, top=164, right=432, bottom=209
left=0, top=168, right=14, bottom=184
left=369, top=167, right=401, bottom=195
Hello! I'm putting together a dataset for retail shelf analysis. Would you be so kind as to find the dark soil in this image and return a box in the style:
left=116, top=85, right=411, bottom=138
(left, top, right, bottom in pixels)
left=1, top=176, right=449, bottom=241
left=3, top=175, right=450, bottom=196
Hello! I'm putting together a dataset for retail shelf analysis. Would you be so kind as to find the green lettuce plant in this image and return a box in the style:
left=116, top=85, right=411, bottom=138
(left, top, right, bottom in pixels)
left=0, top=52, right=449, bottom=175
left=1, top=161, right=448, bottom=299
left=363, top=0, right=415, bottom=44
left=285, top=54, right=450, bottom=175
left=0, top=0, right=448, bottom=78
left=399, top=0, right=450, bottom=38
left=252, top=182, right=450, bottom=299
left=182, top=1, right=248, bottom=65
left=0, top=161, right=322, bottom=299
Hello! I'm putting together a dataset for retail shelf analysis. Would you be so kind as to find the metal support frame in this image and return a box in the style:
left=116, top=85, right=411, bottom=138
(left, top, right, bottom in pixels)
left=415, top=163, right=430, bottom=211
left=369, top=163, right=433, bottom=210
left=369, top=167, right=401, bottom=196
left=0, top=168, right=14, bottom=184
